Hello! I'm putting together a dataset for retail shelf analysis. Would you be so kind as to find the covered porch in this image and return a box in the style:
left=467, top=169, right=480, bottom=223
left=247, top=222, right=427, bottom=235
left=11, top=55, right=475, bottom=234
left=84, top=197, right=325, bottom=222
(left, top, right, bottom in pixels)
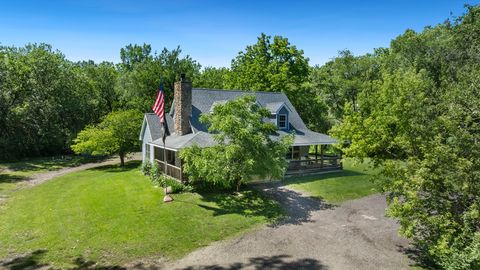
left=285, top=144, right=342, bottom=176
left=152, top=146, right=187, bottom=182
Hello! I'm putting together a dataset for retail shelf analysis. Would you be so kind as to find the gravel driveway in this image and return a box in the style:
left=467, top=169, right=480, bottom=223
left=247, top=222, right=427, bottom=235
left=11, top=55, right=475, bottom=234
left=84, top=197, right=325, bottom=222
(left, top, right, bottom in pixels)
left=156, top=183, right=411, bottom=270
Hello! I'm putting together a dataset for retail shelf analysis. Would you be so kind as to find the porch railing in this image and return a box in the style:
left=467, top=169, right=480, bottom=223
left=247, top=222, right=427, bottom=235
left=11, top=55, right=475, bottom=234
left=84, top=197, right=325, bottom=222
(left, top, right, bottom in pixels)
left=155, top=159, right=186, bottom=182
left=287, top=154, right=342, bottom=172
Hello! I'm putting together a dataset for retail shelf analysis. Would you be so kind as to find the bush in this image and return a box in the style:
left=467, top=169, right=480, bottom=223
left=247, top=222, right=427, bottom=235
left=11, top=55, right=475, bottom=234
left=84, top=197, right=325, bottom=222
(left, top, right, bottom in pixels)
left=147, top=162, right=192, bottom=193
left=149, top=162, right=162, bottom=186
left=140, top=160, right=152, bottom=176
left=164, top=178, right=193, bottom=193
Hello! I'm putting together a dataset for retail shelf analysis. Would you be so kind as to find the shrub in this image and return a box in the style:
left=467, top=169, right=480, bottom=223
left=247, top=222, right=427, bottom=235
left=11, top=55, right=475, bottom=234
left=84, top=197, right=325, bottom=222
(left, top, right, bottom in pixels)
left=164, top=178, right=194, bottom=193
left=149, top=162, right=163, bottom=186
left=140, top=160, right=152, bottom=176
left=147, top=162, right=193, bottom=193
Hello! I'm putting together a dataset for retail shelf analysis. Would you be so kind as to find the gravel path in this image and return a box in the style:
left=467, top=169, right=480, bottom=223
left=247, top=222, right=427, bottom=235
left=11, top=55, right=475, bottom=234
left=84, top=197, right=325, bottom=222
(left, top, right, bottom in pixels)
left=153, top=183, right=411, bottom=270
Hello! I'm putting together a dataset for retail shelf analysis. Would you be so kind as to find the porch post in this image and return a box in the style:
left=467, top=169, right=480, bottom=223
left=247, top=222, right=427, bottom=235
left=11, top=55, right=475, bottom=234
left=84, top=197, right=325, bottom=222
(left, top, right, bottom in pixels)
left=315, top=145, right=318, bottom=163
left=291, top=146, right=294, bottom=159
left=163, top=143, right=167, bottom=175
left=320, top=145, right=324, bottom=168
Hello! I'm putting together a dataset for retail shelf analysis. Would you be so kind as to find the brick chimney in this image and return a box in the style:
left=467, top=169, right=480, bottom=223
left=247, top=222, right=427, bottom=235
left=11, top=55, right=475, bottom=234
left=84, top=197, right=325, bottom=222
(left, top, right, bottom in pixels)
left=174, top=74, right=192, bottom=135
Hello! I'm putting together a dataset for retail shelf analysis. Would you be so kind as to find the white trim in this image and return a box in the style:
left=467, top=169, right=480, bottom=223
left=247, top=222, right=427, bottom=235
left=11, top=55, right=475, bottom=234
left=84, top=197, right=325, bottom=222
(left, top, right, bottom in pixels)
left=292, top=142, right=336, bottom=146
left=147, top=143, right=179, bottom=152
left=278, top=114, right=287, bottom=129
left=139, top=116, right=147, bottom=140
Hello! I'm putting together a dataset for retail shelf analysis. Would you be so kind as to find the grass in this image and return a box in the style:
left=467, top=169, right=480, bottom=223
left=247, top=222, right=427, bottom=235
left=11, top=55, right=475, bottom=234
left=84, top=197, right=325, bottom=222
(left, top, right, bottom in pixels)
left=0, top=155, right=107, bottom=178
left=283, top=158, right=378, bottom=204
left=0, top=161, right=283, bottom=268
left=0, top=155, right=107, bottom=197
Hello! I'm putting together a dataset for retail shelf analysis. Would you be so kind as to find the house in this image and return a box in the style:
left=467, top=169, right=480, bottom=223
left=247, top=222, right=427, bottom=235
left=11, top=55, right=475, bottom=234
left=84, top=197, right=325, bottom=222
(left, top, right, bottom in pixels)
left=139, top=75, right=342, bottom=182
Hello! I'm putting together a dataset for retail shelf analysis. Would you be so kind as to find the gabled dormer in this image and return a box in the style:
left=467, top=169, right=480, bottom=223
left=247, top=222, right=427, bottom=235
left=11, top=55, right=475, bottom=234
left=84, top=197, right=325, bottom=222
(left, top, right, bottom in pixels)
left=265, top=102, right=291, bottom=130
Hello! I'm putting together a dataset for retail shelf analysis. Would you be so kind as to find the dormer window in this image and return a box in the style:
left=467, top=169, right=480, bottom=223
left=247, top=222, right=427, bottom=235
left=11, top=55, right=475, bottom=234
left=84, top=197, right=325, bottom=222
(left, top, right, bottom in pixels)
left=278, top=114, right=287, bottom=129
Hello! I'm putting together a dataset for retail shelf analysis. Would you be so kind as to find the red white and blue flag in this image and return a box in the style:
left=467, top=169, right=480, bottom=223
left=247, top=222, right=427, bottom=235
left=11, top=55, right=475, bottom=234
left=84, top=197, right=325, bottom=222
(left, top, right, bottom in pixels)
left=152, top=81, right=165, bottom=123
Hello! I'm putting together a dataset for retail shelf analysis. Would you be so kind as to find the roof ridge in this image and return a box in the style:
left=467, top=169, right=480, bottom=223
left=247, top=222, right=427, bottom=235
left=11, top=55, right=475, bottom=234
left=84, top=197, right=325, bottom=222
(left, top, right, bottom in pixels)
left=192, top=88, right=286, bottom=95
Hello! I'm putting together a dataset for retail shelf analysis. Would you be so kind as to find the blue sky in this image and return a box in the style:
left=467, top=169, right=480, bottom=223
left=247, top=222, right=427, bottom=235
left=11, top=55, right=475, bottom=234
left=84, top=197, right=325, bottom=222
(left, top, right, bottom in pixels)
left=0, top=0, right=475, bottom=67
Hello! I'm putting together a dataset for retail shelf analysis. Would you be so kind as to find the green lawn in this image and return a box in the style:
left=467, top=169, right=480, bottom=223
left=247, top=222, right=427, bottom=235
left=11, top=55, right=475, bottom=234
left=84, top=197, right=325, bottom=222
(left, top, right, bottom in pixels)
left=284, top=158, right=378, bottom=204
left=0, top=155, right=106, bottom=197
left=0, top=161, right=282, bottom=268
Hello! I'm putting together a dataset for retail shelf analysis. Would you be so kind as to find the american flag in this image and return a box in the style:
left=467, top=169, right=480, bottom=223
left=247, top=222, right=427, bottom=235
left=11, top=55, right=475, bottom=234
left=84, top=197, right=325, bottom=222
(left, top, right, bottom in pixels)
left=152, top=81, right=165, bottom=122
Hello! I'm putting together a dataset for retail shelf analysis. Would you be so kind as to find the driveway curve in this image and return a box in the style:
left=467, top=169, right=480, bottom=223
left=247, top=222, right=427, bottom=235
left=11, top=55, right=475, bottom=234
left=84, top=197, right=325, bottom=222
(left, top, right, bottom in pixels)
left=157, top=183, right=411, bottom=270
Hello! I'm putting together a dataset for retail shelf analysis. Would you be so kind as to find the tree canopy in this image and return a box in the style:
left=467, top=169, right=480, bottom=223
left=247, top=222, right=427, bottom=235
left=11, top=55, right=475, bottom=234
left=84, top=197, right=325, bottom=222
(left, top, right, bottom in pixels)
left=180, top=95, right=293, bottom=191
left=330, top=5, right=480, bottom=268
left=71, top=110, right=143, bottom=166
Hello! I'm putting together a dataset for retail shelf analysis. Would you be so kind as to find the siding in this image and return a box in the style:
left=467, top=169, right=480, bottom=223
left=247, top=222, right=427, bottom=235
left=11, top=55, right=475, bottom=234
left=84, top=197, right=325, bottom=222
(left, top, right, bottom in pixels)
left=141, top=121, right=153, bottom=163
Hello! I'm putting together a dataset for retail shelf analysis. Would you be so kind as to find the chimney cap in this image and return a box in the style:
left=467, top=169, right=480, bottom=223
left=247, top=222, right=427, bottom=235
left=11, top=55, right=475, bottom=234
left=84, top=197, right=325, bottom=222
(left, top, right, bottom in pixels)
left=180, top=73, right=186, bottom=82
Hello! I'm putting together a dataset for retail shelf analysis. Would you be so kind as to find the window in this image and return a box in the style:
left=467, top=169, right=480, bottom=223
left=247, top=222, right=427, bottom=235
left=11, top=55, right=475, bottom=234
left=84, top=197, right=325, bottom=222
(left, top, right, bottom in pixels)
left=278, top=114, right=287, bottom=129
left=145, top=144, right=150, bottom=160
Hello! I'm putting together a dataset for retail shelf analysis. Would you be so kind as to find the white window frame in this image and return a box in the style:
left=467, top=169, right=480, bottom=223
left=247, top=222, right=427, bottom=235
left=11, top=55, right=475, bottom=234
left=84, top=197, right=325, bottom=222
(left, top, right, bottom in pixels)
left=278, top=114, right=287, bottom=129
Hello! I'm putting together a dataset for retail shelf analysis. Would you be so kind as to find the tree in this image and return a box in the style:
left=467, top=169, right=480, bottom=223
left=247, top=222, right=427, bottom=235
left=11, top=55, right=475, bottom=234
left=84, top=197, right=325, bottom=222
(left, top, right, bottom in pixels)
left=116, top=45, right=201, bottom=112
left=180, top=95, right=293, bottom=192
left=311, top=50, right=382, bottom=121
left=330, top=6, right=480, bottom=268
left=224, top=33, right=329, bottom=132
left=195, top=66, right=230, bottom=89
left=71, top=110, right=143, bottom=166
left=226, top=33, right=309, bottom=91
left=0, top=44, right=109, bottom=160
left=119, top=43, right=153, bottom=71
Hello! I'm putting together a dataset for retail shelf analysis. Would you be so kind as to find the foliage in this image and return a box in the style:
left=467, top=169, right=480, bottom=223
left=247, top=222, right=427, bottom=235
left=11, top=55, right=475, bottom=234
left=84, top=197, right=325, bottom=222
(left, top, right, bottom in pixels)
left=180, top=95, right=293, bottom=191
left=164, top=177, right=193, bottom=193
left=0, top=160, right=282, bottom=268
left=310, top=50, right=382, bottom=121
left=71, top=110, right=143, bottom=166
left=226, top=33, right=309, bottom=91
left=330, top=5, right=480, bottom=269
left=140, top=160, right=152, bottom=176
left=223, top=33, right=329, bottom=132
left=115, top=45, right=201, bottom=112
left=195, top=66, right=230, bottom=89
left=0, top=44, right=117, bottom=160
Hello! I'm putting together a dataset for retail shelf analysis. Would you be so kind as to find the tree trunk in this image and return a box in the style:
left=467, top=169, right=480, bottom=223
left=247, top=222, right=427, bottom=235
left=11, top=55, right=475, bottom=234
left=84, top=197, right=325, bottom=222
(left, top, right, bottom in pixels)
left=236, top=180, right=242, bottom=193
left=119, top=153, right=125, bottom=166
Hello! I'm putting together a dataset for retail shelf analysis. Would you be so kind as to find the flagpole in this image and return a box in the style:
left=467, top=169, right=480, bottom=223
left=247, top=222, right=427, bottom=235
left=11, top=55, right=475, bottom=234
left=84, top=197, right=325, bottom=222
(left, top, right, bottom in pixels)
left=163, top=114, right=167, bottom=179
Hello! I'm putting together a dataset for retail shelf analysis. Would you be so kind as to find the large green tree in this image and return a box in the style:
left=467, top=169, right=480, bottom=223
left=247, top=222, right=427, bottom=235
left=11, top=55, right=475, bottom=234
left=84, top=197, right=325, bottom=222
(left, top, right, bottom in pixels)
left=311, top=50, right=382, bottom=121
left=116, top=45, right=201, bottom=112
left=0, top=44, right=111, bottom=160
left=195, top=66, right=230, bottom=89
left=331, top=5, right=480, bottom=269
left=71, top=110, right=143, bottom=166
left=180, top=95, right=293, bottom=191
left=226, top=33, right=309, bottom=92
left=224, top=33, right=329, bottom=132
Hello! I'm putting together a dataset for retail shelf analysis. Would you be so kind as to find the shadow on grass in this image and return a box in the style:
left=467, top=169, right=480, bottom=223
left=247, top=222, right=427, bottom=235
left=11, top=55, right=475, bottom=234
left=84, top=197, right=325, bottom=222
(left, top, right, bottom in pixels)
left=178, top=255, right=328, bottom=270
left=0, top=250, right=48, bottom=270
left=185, top=181, right=334, bottom=227
left=70, top=257, right=125, bottom=269
left=193, top=188, right=284, bottom=223
left=2, top=155, right=109, bottom=173
left=1, top=251, right=125, bottom=270
left=0, top=174, right=29, bottom=184
left=88, top=160, right=142, bottom=173
left=1, top=252, right=327, bottom=270
left=282, top=169, right=367, bottom=186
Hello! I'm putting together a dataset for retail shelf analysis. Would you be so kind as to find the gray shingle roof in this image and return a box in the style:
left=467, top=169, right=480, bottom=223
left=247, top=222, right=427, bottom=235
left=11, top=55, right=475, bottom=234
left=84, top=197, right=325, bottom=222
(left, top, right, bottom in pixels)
left=265, top=102, right=289, bottom=114
left=143, top=88, right=336, bottom=149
